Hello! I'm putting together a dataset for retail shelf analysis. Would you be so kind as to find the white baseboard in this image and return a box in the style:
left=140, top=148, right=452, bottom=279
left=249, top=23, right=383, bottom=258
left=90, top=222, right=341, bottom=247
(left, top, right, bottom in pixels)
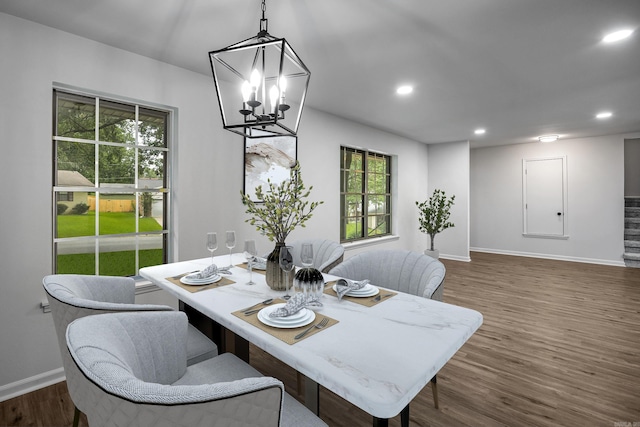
left=0, top=368, right=65, bottom=403
left=439, top=254, right=471, bottom=262
left=470, top=247, right=626, bottom=267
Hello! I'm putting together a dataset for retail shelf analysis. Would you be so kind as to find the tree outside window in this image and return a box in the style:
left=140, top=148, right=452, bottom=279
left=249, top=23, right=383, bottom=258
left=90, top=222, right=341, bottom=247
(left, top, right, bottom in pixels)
left=340, top=146, right=391, bottom=242
left=53, top=90, right=170, bottom=277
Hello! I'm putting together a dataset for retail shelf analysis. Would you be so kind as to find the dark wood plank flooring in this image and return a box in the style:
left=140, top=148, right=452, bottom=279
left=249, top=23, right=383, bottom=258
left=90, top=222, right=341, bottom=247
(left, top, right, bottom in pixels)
left=2, top=252, right=639, bottom=426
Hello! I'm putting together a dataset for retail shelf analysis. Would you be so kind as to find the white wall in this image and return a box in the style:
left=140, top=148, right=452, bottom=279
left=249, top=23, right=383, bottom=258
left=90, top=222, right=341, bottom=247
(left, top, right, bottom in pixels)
left=0, top=12, right=431, bottom=398
left=426, top=141, right=470, bottom=261
left=470, top=135, right=625, bottom=265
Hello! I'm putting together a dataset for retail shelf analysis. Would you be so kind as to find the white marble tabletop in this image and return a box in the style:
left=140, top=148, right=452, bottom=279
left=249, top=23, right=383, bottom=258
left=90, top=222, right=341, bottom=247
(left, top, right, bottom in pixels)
left=140, top=254, right=483, bottom=419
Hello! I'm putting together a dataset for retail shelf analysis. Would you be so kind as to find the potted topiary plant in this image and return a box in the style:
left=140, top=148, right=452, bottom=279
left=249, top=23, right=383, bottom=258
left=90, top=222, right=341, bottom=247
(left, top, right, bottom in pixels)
left=415, top=189, right=455, bottom=259
left=241, top=162, right=323, bottom=290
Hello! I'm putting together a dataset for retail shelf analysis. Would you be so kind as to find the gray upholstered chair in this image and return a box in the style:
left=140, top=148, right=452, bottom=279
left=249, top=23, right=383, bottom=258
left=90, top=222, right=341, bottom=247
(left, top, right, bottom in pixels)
left=288, top=239, right=344, bottom=273
left=329, top=249, right=446, bottom=408
left=66, top=311, right=327, bottom=427
left=43, top=274, right=218, bottom=427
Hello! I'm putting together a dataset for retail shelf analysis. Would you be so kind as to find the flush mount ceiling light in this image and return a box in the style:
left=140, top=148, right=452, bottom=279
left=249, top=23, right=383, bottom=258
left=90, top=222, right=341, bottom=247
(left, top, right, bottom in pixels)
left=602, top=28, right=634, bottom=43
left=209, top=0, right=311, bottom=138
left=396, top=85, right=414, bottom=95
left=596, top=111, right=613, bottom=119
left=474, top=128, right=486, bottom=135
left=538, top=135, right=559, bottom=143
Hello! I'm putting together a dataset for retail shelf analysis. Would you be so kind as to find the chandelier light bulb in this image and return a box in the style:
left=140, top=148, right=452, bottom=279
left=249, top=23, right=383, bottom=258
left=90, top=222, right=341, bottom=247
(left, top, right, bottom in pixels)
left=241, top=81, right=252, bottom=102
left=279, top=76, right=288, bottom=94
left=269, top=85, right=280, bottom=113
left=250, top=69, right=261, bottom=89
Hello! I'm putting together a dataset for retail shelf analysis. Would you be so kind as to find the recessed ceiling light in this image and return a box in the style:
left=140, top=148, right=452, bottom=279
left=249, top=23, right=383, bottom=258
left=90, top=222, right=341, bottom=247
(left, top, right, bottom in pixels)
left=602, top=29, right=634, bottom=43
left=538, top=135, right=559, bottom=143
left=596, top=111, right=613, bottom=119
left=396, top=85, right=413, bottom=95
left=474, top=128, right=486, bottom=135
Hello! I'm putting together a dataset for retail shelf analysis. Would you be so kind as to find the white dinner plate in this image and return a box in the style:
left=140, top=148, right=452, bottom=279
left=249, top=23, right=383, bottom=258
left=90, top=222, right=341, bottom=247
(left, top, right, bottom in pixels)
left=259, top=304, right=310, bottom=323
left=180, top=274, right=221, bottom=285
left=332, top=283, right=379, bottom=297
left=258, top=304, right=316, bottom=328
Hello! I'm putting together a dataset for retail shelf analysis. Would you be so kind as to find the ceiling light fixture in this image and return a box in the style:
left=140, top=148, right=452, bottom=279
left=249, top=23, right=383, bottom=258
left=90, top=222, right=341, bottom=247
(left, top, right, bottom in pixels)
left=209, top=0, right=311, bottom=138
left=596, top=111, right=613, bottom=119
left=602, top=29, right=634, bottom=43
left=396, top=85, right=413, bottom=95
left=474, top=128, right=486, bottom=135
left=538, top=135, right=559, bottom=143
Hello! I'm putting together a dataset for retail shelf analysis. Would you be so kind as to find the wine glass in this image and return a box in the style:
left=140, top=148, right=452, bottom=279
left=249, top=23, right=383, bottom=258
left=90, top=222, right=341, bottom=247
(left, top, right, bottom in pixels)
left=243, top=240, right=257, bottom=285
left=300, top=243, right=314, bottom=268
left=279, top=245, right=294, bottom=300
left=225, top=230, right=236, bottom=268
left=206, top=232, right=218, bottom=266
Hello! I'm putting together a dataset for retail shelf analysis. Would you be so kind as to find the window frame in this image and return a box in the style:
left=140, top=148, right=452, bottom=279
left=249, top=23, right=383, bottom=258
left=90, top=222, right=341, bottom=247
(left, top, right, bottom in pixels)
left=340, top=146, right=392, bottom=243
left=52, top=87, right=173, bottom=278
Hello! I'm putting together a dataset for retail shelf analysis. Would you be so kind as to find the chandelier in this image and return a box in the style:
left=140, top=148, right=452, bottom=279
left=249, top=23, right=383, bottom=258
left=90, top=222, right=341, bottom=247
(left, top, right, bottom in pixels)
left=209, top=0, right=311, bottom=138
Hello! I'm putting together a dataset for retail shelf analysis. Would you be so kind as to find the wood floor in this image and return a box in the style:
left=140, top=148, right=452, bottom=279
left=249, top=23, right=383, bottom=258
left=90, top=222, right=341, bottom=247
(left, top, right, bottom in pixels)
left=2, top=252, right=639, bottom=427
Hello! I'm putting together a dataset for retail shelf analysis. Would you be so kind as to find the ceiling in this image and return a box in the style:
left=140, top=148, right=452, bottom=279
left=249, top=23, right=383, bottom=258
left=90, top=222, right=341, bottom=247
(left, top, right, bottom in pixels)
left=2, top=0, right=640, bottom=147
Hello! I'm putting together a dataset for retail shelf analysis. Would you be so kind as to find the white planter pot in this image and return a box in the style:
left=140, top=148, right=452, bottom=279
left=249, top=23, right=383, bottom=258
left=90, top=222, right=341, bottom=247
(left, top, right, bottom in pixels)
left=424, top=249, right=440, bottom=259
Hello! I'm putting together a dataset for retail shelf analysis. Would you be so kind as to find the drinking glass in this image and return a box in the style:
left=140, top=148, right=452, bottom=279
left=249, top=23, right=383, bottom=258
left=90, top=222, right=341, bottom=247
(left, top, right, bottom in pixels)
left=206, top=232, right=218, bottom=266
left=243, top=240, right=257, bottom=285
left=300, top=243, right=314, bottom=268
left=279, top=245, right=294, bottom=300
left=225, top=230, right=236, bottom=268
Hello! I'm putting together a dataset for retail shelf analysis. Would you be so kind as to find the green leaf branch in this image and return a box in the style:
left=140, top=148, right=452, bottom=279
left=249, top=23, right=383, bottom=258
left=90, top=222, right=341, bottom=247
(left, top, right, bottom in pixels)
left=416, top=189, right=455, bottom=251
left=241, top=162, right=323, bottom=243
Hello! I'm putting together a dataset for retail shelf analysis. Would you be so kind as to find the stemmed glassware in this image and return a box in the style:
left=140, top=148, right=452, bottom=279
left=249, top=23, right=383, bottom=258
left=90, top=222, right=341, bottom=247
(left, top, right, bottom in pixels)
left=243, top=240, right=257, bottom=285
left=206, top=232, right=218, bottom=266
left=300, top=243, right=314, bottom=268
left=279, top=245, right=294, bottom=300
left=225, top=230, right=236, bottom=268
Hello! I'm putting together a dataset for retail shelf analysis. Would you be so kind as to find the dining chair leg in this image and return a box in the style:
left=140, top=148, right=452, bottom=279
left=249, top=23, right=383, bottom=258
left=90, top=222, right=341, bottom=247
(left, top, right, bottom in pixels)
left=72, top=406, right=80, bottom=427
left=431, top=375, right=439, bottom=409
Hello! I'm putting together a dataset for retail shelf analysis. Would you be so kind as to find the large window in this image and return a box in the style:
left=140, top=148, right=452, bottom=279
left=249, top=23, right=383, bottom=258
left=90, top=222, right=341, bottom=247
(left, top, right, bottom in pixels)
left=340, top=146, right=391, bottom=242
left=53, top=90, right=170, bottom=277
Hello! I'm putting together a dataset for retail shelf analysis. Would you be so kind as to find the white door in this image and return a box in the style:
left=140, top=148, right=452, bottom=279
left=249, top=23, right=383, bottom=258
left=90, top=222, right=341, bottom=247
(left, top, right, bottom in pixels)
left=523, top=157, right=567, bottom=236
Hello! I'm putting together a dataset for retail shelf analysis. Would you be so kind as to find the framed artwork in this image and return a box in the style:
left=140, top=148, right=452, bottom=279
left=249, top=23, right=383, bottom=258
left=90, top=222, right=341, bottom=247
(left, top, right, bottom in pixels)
left=244, top=130, right=298, bottom=202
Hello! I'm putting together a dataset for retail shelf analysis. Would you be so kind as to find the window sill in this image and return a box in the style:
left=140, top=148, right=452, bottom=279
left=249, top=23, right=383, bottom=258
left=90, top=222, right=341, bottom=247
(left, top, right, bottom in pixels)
left=342, top=234, right=400, bottom=251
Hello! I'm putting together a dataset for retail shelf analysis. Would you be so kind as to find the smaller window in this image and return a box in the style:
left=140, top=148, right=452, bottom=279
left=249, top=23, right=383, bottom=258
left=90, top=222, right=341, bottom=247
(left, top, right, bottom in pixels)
left=57, top=192, right=74, bottom=202
left=340, top=146, right=392, bottom=242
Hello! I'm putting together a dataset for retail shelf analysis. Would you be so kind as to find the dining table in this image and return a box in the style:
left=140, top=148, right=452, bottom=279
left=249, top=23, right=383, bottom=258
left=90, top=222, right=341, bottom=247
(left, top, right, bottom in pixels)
left=139, top=253, right=483, bottom=427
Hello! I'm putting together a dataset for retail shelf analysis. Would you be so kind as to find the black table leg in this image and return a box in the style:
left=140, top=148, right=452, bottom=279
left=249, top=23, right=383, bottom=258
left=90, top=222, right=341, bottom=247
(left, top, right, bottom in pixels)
left=304, top=375, right=320, bottom=415
left=373, top=417, right=388, bottom=427
left=401, top=404, right=410, bottom=427
left=373, top=404, right=409, bottom=427
left=233, top=333, right=250, bottom=363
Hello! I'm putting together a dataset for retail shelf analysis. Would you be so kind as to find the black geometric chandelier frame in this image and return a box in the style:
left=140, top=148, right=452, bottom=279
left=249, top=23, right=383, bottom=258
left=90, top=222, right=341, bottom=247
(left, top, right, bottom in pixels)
left=209, top=0, right=311, bottom=139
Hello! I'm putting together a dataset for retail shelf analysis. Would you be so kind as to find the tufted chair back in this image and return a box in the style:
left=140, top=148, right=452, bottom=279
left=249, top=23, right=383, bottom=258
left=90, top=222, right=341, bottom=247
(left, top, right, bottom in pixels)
left=329, top=250, right=445, bottom=301
left=289, top=239, right=344, bottom=273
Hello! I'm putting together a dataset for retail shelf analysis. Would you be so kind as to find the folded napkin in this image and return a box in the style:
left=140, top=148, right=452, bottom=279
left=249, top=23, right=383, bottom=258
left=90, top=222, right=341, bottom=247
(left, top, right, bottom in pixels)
left=335, top=278, right=370, bottom=300
left=247, top=256, right=267, bottom=268
left=186, top=264, right=231, bottom=280
left=268, top=293, right=322, bottom=318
